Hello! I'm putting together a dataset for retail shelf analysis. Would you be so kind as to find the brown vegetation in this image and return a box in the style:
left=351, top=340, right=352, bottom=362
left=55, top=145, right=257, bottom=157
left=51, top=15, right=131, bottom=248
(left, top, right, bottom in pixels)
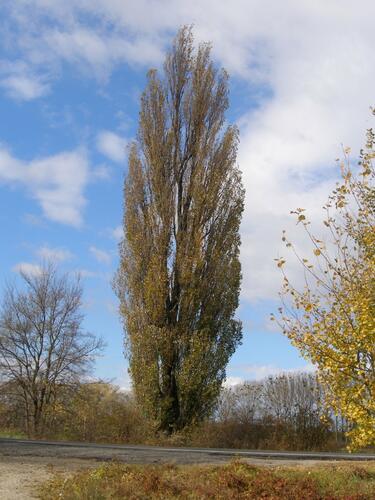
left=39, top=460, right=375, bottom=499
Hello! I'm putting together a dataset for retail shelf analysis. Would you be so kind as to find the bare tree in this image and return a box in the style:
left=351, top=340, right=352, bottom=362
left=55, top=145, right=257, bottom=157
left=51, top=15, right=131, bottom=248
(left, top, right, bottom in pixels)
left=233, top=382, right=263, bottom=425
left=0, top=263, right=103, bottom=436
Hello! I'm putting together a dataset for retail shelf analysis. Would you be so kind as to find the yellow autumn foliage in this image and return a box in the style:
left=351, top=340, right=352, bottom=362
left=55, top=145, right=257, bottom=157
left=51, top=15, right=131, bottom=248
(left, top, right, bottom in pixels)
left=275, top=121, right=375, bottom=450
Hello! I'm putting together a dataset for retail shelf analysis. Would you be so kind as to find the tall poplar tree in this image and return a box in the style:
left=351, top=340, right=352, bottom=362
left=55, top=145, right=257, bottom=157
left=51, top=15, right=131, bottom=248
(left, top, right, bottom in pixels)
left=115, top=27, right=244, bottom=433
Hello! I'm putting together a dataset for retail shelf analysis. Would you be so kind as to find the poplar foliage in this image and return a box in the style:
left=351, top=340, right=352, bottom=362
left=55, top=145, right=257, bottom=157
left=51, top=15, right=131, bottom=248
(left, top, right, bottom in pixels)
left=274, top=122, right=375, bottom=449
left=115, top=27, right=244, bottom=433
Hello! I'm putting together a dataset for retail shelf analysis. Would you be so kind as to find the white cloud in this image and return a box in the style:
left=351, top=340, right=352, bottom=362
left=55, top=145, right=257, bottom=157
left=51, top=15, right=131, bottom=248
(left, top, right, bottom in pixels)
left=12, top=262, right=42, bottom=277
left=77, top=269, right=99, bottom=278
left=44, top=27, right=163, bottom=78
left=92, top=164, right=112, bottom=180
left=0, top=147, right=89, bottom=226
left=89, top=246, right=112, bottom=265
left=3, top=1, right=375, bottom=301
left=0, top=60, right=50, bottom=100
left=36, top=245, right=73, bottom=262
left=243, top=363, right=316, bottom=381
left=116, top=370, right=132, bottom=392
left=97, top=131, right=127, bottom=163
left=1, top=74, right=49, bottom=100
left=223, top=376, right=244, bottom=388
left=111, top=225, right=123, bottom=241
left=0, top=5, right=165, bottom=97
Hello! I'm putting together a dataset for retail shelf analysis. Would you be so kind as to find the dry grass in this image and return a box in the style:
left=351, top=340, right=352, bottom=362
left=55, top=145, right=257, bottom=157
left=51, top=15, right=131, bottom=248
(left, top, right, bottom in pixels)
left=39, top=460, right=375, bottom=499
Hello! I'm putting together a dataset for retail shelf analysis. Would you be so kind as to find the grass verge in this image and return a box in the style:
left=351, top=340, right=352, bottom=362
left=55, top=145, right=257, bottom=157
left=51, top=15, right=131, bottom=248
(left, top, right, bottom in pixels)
left=39, top=460, right=375, bottom=499
left=0, top=429, right=27, bottom=439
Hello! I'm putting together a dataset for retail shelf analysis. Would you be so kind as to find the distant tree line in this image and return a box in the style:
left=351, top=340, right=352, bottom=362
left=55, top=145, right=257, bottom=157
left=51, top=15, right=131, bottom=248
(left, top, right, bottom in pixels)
left=206, top=372, right=349, bottom=450
left=0, top=370, right=349, bottom=451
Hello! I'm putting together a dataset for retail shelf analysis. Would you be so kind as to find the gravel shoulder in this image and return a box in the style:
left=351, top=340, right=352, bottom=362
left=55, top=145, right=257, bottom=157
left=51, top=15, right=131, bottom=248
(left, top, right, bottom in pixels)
left=0, top=456, right=102, bottom=500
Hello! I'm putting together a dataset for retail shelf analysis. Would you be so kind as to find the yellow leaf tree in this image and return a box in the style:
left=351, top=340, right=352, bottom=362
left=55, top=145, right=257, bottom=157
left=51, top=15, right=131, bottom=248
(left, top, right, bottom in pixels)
left=274, top=121, right=375, bottom=450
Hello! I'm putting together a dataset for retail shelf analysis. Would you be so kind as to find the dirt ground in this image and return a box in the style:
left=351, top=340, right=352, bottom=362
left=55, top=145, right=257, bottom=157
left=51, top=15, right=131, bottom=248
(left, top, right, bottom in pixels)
left=0, top=456, right=103, bottom=499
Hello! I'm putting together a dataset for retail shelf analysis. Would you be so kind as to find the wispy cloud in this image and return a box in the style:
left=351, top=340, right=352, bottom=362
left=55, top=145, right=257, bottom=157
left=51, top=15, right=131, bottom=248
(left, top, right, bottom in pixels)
left=225, top=362, right=316, bottom=386
left=0, top=147, right=89, bottom=226
left=12, top=262, right=42, bottom=277
left=77, top=269, right=100, bottom=279
left=89, top=246, right=112, bottom=265
left=0, top=60, right=50, bottom=101
left=97, top=130, right=127, bottom=163
left=242, top=363, right=316, bottom=381
left=111, top=225, right=124, bottom=241
left=36, top=245, right=73, bottom=263
left=223, top=376, right=244, bottom=388
left=0, top=74, right=49, bottom=100
left=116, top=370, right=133, bottom=392
left=0, top=4, right=165, bottom=97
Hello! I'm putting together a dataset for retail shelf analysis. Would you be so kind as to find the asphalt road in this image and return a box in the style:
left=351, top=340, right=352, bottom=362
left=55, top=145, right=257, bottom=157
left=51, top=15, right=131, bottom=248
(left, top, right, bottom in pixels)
left=1, top=438, right=375, bottom=465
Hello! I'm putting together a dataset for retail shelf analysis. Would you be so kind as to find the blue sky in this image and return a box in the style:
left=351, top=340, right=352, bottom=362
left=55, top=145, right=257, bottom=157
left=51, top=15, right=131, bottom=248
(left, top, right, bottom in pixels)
left=0, top=1, right=374, bottom=389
